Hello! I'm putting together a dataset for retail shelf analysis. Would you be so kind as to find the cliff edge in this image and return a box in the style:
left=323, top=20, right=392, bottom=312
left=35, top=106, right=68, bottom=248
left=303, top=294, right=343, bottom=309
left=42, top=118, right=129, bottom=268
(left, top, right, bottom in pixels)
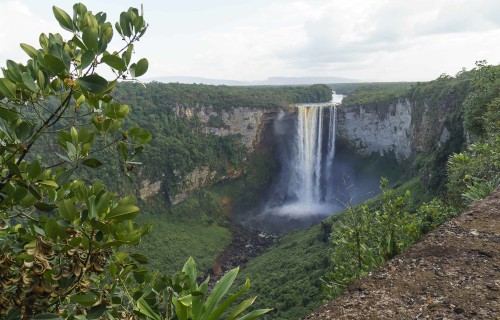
left=306, top=187, right=500, bottom=319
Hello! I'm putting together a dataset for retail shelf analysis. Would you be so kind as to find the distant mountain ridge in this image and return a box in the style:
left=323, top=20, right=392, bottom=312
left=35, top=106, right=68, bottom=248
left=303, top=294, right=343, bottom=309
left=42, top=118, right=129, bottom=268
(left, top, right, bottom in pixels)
left=146, top=76, right=359, bottom=86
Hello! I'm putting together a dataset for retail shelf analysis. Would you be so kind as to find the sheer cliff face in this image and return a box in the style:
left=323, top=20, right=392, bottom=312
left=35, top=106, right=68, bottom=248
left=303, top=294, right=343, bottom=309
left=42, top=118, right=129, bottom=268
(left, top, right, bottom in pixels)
left=336, top=99, right=413, bottom=161
left=336, top=98, right=462, bottom=162
left=175, top=105, right=273, bottom=152
left=140, top=96, right=462, bottom=204
left=142, top=105, right=277, bottom=204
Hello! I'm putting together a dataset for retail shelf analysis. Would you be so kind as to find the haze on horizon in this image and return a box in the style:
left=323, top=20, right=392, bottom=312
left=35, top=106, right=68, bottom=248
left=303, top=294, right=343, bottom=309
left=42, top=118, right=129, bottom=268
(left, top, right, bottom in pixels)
left=1, top=0, right=499, bottom=83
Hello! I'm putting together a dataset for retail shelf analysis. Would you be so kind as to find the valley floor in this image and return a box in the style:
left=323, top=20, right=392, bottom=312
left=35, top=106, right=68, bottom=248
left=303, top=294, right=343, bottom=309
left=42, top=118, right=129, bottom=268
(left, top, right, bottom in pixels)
left=306, top=187, right=500, bottom=319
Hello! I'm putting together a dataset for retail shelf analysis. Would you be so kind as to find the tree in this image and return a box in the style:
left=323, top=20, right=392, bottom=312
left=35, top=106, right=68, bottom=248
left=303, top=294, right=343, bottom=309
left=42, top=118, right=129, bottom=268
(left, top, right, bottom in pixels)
left=322, top=178, right=418, bottom=299
left=0, top=3, right=269, bottom=319
left=447, top=61, right=500, bottom=208
left=463, top=61, right=500, bottom=141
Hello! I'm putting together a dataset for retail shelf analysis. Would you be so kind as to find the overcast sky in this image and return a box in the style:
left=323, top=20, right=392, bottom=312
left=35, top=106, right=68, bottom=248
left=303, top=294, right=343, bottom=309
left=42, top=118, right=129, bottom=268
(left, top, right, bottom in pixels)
left=1, top=0, right=499, bottom=82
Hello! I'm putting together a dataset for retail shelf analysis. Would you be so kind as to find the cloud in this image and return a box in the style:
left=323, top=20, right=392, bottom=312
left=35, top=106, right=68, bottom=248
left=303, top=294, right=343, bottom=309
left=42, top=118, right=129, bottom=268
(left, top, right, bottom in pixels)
left=0, top=1, right=58, bottom=65
left=2, top=0, right=499, bottom=81
left=280, top=0, right=500, bottom=74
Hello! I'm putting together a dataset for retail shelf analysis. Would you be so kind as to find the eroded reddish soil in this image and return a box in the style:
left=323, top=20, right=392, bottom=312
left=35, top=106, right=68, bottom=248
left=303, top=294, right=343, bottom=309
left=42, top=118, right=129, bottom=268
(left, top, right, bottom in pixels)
left=306, top=187, right=500, bottom=319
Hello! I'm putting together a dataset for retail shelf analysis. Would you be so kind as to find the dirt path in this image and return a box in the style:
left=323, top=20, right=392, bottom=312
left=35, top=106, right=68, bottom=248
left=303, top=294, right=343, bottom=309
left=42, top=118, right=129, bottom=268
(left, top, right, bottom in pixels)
left=306, top=187, right=500, bottom=319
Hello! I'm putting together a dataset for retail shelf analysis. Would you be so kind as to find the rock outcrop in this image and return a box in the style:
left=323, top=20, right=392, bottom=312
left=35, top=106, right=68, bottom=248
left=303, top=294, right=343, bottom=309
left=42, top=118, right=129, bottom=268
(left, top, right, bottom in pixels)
left=162, top=105, right=278, bottom=204
left=143, top=94, right=463, bottom=204
left=336, top=99, right=413, bottom=161
left=336, top=97, right=463, bottom=162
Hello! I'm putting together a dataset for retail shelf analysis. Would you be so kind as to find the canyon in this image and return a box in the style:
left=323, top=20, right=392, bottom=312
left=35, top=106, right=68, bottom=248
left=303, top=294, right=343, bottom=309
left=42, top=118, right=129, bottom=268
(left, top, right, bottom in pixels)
left=140, top=93, right=464, bottom=206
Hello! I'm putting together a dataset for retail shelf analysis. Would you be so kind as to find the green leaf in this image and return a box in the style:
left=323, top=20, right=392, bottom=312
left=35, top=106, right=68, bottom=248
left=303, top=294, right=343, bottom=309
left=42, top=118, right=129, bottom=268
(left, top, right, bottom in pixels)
left=0, top=78, right=17, bottom=99
left=95, top=192, right=112, bottom=218
left=37, top=70, right=46, bottom=89
left=20, top=43, right=38, bottom=58
left=44, top=218, right=59, bottom=240
left=205, top=267, right=239, bottom=316
left=82, top=28, right=98, bottom=50
left=137, top=298, right=161, bottom=320
left=131, top=58, right=148, bottom=77
left=182, top=257, right=198, bottom=289
left=119, top=12, right=132, bottom=37
left=87, top=303, right=107, bottom=320
left=82, top=158, right=103, bottom=168
left=227, top=296, right=257, bottom=320
left=178, top=294, right=193, bottom=307
left=28, top=160, right=42, bottom=179
left=101, top=55, right=126, bottom=71
left=53, top=6, right=74, bottom=32
left=55, top=168, right=74, bottom=186
left=77, top=74, right=108, bottom=93
left=15, top=121, right=33, bottom=141
left=34, top=314, right=62, bottom=320
left=117, top=141, right=127, bottom=161
left=21, top=73, right=37, bottom=92
left=39, top=33, right=49, bottom=52
left=6, top=60, right=22, bottom=82
left=44, top=54, right=67, bottom=74
left=106, top=204, right=140, bottom=222
left=7, top=162, right=22, bottom=177
left=210, top=278, right=251, bottom=320
left=236, top=309, right=273, bottom=320
left=123, top=44, right=133, bottom=66
left=80, top=49, right=95, bottom=69
left=104, top=103, right=130, bottom=119
left=12, top=186, right=28, bottom=202
left=130, top=253, right=149, bottom=264
left=70, top=126, right=78, bottom=144
left=0, top=107, right=17, bottom=122
left=72, top=35, right=87, bottom=50
left=39, top=180, right=59, bottom=189
left=71, top=294, right=97, bottom=307
left=128, top=127, right=152, bottom=144
left=35, top=202, right=57, bottom=212
left=87, top=195, right=97, bottom=220
left=33, top=225, right=45, bottom=236
left=28, top=184, right=41, bottom=200
left=58, top=198, right=78, bottom=221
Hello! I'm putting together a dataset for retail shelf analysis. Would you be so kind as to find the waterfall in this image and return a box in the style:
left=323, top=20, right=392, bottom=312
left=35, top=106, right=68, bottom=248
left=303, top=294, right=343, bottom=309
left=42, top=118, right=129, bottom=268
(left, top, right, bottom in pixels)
left=260, top=92, right=343, bottom=222
left=326, top=106, right=337, bottom=192
left=290, top=105, right=336, bottom=205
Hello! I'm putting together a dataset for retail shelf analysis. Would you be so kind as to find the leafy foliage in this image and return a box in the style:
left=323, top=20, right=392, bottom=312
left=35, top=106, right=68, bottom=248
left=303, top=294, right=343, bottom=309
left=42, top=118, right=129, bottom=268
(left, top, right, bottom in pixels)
left=446, top=62, right=500, bottom=208
left=462, top=62, right=500, bottom=140
left=0, top=3, right=268, bottom=319
left=107, top=81, right=331, bottom=200
left=170, top=258, right=271, bottom=320
left=334, top=82, right=414, bottom=107
left=322, top=178, right=421, bottom=298
left=322, top=62, right=499, bottom=301
left=115, top=82, right=332, bottom=112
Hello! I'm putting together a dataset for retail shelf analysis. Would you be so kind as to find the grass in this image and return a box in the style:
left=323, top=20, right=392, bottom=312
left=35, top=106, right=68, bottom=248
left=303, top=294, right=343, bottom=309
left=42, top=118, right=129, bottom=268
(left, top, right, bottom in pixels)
left=132, top=212, right=231, bottom=275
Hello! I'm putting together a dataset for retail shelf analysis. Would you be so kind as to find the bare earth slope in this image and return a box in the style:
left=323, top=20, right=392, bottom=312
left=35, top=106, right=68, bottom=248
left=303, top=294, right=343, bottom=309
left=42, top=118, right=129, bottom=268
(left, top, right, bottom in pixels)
left=306, top=188, right=500, bottom=319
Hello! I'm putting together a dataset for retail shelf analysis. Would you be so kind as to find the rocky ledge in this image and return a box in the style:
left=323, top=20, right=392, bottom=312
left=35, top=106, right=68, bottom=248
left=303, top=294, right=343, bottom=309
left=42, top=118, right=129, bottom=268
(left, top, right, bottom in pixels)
left=306, top=187, right=500, bottom=319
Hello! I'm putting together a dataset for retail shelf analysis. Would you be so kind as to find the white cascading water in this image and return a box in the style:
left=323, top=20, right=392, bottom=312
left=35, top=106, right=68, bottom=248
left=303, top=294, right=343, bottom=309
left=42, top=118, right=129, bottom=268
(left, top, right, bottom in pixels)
left=290, top=105, right=336, bottom=205
left=270, top=92, right=342, bottom=218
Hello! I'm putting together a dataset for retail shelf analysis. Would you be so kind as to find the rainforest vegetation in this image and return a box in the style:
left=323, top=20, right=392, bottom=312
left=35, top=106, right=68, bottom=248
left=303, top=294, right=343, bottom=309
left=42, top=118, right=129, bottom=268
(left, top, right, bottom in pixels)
left=0, top=3, right=271, bottom=319
left=0, top=2, right=498, bottom=320
left=234, top=62, right=499, bottom=319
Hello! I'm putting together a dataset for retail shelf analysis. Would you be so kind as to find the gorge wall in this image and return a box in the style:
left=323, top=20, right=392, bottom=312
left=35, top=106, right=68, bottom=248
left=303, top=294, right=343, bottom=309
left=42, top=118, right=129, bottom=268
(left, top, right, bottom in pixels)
left=335, top=96, right=464, bottom=163
left=139, top=105, right=278, bottom=204
left=140, top=90, right=466, bottom=205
